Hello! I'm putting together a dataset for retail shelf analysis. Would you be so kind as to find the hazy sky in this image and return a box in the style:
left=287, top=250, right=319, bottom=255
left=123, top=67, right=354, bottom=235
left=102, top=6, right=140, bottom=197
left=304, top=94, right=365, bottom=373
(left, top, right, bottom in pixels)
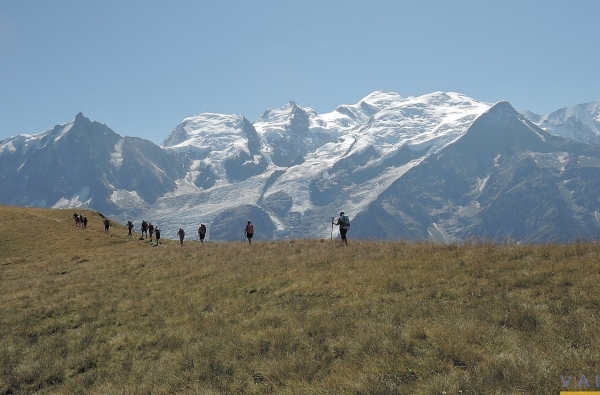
left=1, top=1, right=598, bottom=144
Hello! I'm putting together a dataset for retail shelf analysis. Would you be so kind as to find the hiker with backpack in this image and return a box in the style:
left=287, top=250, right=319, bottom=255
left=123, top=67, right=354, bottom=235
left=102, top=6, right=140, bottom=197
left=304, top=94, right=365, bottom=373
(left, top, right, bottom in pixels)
left=154, top=226, right=161, bottom=246
left=198, top=223, right=207, bottom=244
left=333, top=212, right=350, bottom=245
left=103, top=218, right=110, bottom=233
left=245, top=220, right=254, bottom=244
left=141, top=220, right=148, bottom=239
left=127, top=221, right=134, bottom=236
left=148, top=223, right=155, bottom=242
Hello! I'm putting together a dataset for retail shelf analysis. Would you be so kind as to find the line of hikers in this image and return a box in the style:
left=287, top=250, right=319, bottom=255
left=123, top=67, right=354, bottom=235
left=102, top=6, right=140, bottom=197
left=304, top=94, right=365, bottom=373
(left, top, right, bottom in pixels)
left=81, top=211, right=351, bottom=245
left=73, top=212, right=111, bottom=234
left=138, top=220, right=162, bottom=246
left=131, top=219, right=255, bottom=246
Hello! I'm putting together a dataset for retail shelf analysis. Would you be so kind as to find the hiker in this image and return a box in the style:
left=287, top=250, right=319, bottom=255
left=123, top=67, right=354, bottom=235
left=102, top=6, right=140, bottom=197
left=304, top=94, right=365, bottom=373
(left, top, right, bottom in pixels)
left=333, top=211, right=350, bottom=245
left=103, top=218, right=110, bottom=233
left=148, top=223, right=155, bottom=242
left=73, top=213, right=79, bottom=227
left=177, top=227, right=185, bottom=247
left=155, top=226, right=161, bottom=246
left=198, top=223, right=207, bottom=244
left=75, top=214, right=81, bottom=228
left=245, top=220, right=254, bottom=244
left=83, top=216, right=87, bottom=229
left=127, top=221, right=134, bottom=236
left=141, top=220, right=148, bottom=239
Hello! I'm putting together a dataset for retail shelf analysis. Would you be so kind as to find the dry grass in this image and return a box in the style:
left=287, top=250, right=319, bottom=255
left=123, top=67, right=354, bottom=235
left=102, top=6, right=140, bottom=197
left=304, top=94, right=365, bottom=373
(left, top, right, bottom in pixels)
left=1, top=206, right=600, bottom=394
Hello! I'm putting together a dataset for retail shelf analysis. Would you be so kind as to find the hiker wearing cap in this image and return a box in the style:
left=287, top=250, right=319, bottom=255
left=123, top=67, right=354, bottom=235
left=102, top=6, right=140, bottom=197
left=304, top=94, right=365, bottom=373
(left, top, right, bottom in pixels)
left=245, top=220, right=254, bottom=244
left=333, top=212, right=351, bottom=245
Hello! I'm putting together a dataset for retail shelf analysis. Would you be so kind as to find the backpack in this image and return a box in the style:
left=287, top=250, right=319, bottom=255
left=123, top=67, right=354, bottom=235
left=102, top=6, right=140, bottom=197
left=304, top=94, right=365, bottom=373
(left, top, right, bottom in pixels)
left=340, top=215, right=350, bottom=229
left=246, top=224, right=254, bottom=234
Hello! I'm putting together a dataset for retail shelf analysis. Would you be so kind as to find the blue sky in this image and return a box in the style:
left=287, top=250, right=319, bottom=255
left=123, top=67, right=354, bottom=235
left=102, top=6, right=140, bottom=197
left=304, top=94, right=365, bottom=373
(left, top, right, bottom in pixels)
left=1, top=1, right=599, bottom=144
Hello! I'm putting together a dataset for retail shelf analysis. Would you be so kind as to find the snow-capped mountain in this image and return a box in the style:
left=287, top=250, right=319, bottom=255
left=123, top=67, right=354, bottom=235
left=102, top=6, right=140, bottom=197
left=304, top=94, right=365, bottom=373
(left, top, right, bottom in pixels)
left=524, top=101, right=600, bottom=144
left=0, top=113, right=184, bottom=215
left=353, top=101, right=600, bottom=242
left=161, top=113, right=266, bottom=188
left=146, top=91, right=493, bottom=240
left=1, top=92, right=599, bottom=243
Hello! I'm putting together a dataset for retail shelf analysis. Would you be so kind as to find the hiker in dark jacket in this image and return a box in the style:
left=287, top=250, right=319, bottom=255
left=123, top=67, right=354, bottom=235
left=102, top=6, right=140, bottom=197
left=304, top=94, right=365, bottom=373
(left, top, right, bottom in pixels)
left=148, top=223, right=155, bottom=242
left=198, top=223, right=207, bottom=244
left=177, top=227, right=185, bottom=247
left=103, top=218, right=110, bottom=233
left=141, top=220, right=148, bottom=239
left=127, top=221, right=134, bottom=236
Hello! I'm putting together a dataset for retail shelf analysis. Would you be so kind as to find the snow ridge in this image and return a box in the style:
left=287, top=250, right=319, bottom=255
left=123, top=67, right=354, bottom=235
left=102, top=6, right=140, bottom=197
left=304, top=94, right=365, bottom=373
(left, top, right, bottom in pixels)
left=531, top=101, right=600, bottom=144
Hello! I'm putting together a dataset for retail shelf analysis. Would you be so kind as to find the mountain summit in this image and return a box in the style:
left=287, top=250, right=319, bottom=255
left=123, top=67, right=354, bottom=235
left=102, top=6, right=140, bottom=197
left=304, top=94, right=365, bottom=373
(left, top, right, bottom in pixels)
left=530, top=101, right=600, bottom=144
left=0, top=113, right=184, bottom=214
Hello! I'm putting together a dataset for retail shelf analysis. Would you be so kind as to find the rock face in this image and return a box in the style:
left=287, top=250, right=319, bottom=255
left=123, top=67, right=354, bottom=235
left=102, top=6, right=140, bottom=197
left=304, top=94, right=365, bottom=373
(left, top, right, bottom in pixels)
left=1, top=92, right=600, bottom=243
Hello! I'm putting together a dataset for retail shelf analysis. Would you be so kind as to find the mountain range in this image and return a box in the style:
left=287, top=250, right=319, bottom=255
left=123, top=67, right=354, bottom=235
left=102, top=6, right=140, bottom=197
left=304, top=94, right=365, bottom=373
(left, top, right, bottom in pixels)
left=1, top=91, right=599, bottom=243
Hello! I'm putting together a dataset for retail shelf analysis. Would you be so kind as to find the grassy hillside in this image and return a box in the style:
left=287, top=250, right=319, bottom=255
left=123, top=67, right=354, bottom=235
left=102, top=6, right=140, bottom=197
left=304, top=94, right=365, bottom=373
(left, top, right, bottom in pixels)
left=1, top=206, right=600, bottom=394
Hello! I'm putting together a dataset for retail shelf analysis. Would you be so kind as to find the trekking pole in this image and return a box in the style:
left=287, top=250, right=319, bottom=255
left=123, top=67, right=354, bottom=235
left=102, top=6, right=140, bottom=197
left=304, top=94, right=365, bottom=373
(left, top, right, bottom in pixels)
left=331, top=217, right=334, bottom=242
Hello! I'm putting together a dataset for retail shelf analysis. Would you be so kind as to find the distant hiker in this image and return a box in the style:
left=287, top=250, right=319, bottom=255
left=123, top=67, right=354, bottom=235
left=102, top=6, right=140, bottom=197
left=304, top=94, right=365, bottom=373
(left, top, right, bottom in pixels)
left=177, top=227, right=185, bottom=247
left=103, top=218, right=110, bottom=233
left=155, top=226, right=161, bottom=246
left=245, top=220, right=254, bottom=244
left=141, top=220, right=148, bottom=239
left=73, top=213, right=79, bottom=227
left=127, top=221, right=134, bottom=236
left=83, top=216, right=88, bottom=229
left=75, top=214, right=81, bottom=228
left=148, top=223, right=155, bottom=242
left=333, top=211, right=350, bottom=246
left=198, top=223, right=207, bottom=244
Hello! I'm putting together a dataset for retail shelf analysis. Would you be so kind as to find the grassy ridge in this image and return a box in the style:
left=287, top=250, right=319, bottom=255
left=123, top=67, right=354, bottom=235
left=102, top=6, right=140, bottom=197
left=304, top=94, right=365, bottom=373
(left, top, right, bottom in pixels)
left=1, top=206, right=600, bottom=394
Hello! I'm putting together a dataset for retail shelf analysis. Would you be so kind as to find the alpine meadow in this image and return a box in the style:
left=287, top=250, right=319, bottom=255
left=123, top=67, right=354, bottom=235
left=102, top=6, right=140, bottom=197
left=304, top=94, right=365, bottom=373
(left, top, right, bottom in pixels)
left=2, top=206, right=600, bottom=394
